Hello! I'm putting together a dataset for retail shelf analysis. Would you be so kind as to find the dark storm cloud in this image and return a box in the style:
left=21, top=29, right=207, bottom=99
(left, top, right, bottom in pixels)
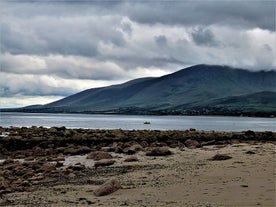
left=2, top=0, right=274, bottom=30
left=122, top=1, right=275, bottom=31
left=191, top=27, right=219, bottom=47
left=1, top=15, right=125, bottom=56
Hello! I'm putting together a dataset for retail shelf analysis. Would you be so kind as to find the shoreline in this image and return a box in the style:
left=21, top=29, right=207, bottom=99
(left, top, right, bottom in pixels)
left=1, top=110, right=275, bottom=118
left=0, top=127, right=275, bottom=206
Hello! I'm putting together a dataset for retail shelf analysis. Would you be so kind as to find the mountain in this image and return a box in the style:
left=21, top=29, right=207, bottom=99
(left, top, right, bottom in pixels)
left=4, top=64, right=276, bottom=116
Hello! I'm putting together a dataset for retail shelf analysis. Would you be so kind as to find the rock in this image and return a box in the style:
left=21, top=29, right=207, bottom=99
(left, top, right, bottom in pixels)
left=94, top=159, right=115, bottom=167
left=140, top=141, right=149, bottom=148
left=146, top=147, right=172, bottom=156
left=67, top=164, right=85, bottom=171
left=55, top=162, right=63, bottom=168
left=37, top=163, right=56, bottom=173
left=64, top=147, right=78, bottom=155
left=0, top=188, right=12, bottom=195
left=201, top=140, right=216, bottom=146
left=101, top=147, right=115, bottom=152
left=123, top=144, right=143, bottom=155
left=25, top=156, right=34, bottom=161
left=3, top=157, right=15, bottom=165
left=94, top=179, right=122, bottom=196
left=28, top=175, right=44, bottom=181
left=184, top=139, right=201, bottom=149
left=46, top=148, right=55, bottom=156
left=76, top=146, right=91, bottom=154
left=0, top=181, right=10, bottom=190
left=87, top=151, right=112, bottom=161
left=68, top=173, right=76, bottom=178
left=244, top=130, right=255, bottom=136
left=209, top=154, right=232, bottom=161
left=124, top=156, right=138, bottom=162
left=246, top=150, right=256, bottom=154
left=33, top=146, right=44, bottom=156
left=56, top=154, right=65, bottom=161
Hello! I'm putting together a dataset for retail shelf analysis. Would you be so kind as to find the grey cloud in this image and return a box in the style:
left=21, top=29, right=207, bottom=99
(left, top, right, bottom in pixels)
left=121, top=22, right=132, bottom=36
left=155, top=35, right=167, bottom=48
left=1, top=54, right=128, bottom=80
left=191, top=28, right=219, bottom=47
left=0, top=73, right=76, bottom=97
left=124, top=1, right=275, bottom=31
left=2, top=0, right=274, bottom=30
left=1, top=15, right=125, bottom=56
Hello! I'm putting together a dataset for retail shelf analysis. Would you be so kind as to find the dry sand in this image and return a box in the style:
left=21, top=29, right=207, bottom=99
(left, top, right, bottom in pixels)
left=1, top=142, right=275, bottom=207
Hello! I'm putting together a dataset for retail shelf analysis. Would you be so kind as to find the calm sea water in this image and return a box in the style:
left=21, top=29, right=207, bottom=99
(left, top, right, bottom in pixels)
left=0, top=112, right=275, bottom=132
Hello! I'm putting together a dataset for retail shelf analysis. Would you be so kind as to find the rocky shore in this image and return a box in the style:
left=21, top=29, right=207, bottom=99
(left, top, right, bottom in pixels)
left=0, top=127, right=275, bottom=206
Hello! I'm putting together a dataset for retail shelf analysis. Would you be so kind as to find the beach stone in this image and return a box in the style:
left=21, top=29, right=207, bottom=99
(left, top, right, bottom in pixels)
left=140, top=141, right=149, bottom=148
left=28, top=175, right=44, bottom=181
left=229, top=139, right=240, bottom=144
left=0, top=188, right=12, bottom=195
left=55, top=162, right=63, bottom=168
left=124, top=155, right=139, bottom=162
left=0, top=180, right=10, bottom=190
left=94, top=159, right=115, bottom=167
left=246, top=150, right=256, bottom=154
left=146, top=147, right=172, bottom=156
left=244, top=130, right=255, bottom=136
left=94, top=179, right=122, bottom=196
left=3, top=157, right=15, bottom=165
left=201, top=140, right=216, bottom=146
left=38, top=163, right=56, bottom=173
left=184, top=139, right=201, bottom=149
left=46, top=148, right=55, bottom=156
left=56, top=154, right=65, bottom=161
left=101, top=147, right=115, bottom=152
left=210, top=154, right=232, bottom=161
left=67, top=164, right=85, bottom=171
left=64, top=147, right=78, bottom=155
left=25, top=156, right=35, bottom=161
left=68, top=173, right=76, bottom=178
left=123, top=144, right=143, bottom=154
left=75, top=146, right=91, bottom=154
left=87, top=151, right=112, bottom=161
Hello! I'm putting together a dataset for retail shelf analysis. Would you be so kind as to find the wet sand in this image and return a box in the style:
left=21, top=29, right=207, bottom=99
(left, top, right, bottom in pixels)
left=1, top=143, right=275, bottom=206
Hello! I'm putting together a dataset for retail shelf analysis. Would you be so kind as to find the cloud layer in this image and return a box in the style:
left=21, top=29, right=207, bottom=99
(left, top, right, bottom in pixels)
left=1, top=0, right=275, bottom=107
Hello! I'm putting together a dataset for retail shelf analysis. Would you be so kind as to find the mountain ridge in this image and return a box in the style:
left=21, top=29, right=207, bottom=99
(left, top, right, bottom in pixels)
left=2, top=64, right=276, bottom=117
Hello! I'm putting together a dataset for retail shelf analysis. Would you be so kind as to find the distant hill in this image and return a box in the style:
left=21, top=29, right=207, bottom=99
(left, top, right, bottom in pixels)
left=3, top=64, right=276, bottom=117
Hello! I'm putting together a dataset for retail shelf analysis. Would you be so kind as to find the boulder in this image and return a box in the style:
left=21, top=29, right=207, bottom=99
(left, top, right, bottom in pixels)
left=184, top=139, right=201, bottom=149
left=94, top=179, right=122, bottom=196
left=94, top=159, right=115, bottom=167
left=123, top=144, right=143, bottom=155
left=37, top=163, right=56, bottom=173
left=76, top=146, right=91, bottom=154
left=146, top=147, right=172, bottom=156
left=87, top=151, right=112, bottom=161
left=64, top=147, right=78, bottom=155
left=245, top=150, right=256, bottom=154
left=209, top=154, right=232, bottom=161
left=124, top=156, right=139, bottom=162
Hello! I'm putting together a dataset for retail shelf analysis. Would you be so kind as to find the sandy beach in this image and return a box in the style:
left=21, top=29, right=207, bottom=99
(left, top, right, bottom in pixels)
left=0, top=127, right=275, bottom=206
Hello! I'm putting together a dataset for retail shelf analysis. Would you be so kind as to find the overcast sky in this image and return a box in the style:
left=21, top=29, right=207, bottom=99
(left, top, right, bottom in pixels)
left=0, top=0, right=275, bottom=108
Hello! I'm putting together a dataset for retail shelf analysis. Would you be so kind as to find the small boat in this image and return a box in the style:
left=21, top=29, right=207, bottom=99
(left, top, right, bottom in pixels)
left=144, top=121, right=151, bottom=124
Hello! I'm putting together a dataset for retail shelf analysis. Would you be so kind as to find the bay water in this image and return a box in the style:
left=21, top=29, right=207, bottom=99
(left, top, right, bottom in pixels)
left=0, top=112, right=275, bottom=132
